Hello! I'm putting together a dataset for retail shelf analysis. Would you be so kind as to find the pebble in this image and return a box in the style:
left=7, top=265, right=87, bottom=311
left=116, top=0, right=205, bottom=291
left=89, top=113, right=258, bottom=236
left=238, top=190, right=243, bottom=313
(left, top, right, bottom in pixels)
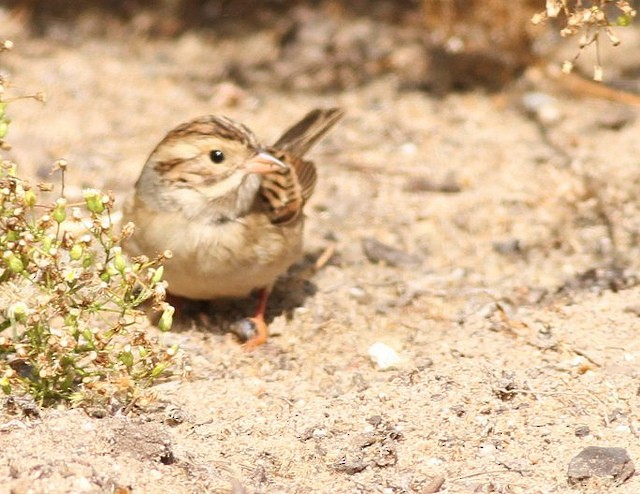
left=164, top=404, right=186, bottom=425
left=312, top=428, right=328, bottom=439
left=595, top=107, right=635, bottom=130
left=567, top=446, right=635, bottom=484
left=400, top=142, right=417, bottom=155
left=333, top=456, right=366, bottom=474
left=72, top=477, right=94, bottom=491
left=361, top=237, right=421, bottom=268
left=478, top=443, right=497, bottom=456
left=521, top=92, right=563, bottom=126
left=368, top=342, right=401, bottom=370
left=422, top=475, right=445, bottom=494
left=81, top=420, right=95, bottom=432
left=492, top=238, right=521, bottom=255
left=574, top=425, right=590, bottom=437
left=348, top=286, right=372, bottom=304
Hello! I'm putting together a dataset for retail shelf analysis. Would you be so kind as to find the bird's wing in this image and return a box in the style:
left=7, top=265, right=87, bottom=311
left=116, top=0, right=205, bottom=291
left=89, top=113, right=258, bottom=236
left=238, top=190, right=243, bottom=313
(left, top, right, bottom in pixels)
left=259, top=108, right=343, bottom=225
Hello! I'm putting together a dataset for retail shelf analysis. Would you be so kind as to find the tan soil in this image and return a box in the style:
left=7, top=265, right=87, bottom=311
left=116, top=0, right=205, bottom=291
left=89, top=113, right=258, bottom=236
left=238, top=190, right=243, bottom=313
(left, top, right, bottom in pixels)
left=2, top=5, right=640, bottom=493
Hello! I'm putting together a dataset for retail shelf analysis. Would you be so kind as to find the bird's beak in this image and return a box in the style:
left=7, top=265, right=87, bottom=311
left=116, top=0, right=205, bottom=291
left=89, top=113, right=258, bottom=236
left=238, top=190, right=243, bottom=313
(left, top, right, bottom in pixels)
left=243, top=151, right=287, bottom=175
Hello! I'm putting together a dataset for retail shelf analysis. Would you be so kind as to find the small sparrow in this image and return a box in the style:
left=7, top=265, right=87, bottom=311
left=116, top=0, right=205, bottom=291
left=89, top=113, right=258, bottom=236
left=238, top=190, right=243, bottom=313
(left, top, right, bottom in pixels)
left=124, top=108, right=344, bottom=347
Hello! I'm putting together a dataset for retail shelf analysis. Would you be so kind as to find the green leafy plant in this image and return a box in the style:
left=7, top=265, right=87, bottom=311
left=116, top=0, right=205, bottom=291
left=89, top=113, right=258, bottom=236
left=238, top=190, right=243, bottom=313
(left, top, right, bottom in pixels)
left=0, top=41, right=176, bottom=409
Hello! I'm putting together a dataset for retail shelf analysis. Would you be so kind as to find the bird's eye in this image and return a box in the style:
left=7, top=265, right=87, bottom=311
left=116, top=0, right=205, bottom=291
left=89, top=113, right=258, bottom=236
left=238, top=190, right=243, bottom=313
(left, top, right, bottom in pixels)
left=209, top=150, right=225, bottom=164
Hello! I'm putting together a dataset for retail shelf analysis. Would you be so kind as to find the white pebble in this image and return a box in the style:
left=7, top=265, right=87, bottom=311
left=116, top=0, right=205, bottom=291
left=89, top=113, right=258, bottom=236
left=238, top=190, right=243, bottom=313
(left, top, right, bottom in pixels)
left=478, top=443, right=497, bottom=456
left=400, top=142, right=417, bottom=155
left=312, top=428, right=328, bottom=438
left=368, top=342, right=401, bottom=370
left=615, top=424, right=631, bottom=434
left=521, top=92, right=563, bottom=126
left=72, top=477, right=93, bottom=491
left=81, top=421, right=95, bottom=432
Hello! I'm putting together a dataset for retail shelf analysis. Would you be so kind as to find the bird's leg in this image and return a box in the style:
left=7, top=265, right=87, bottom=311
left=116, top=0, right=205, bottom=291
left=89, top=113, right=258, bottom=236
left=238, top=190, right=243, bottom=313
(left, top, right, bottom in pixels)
left=243, top=288, right=270, bottom=349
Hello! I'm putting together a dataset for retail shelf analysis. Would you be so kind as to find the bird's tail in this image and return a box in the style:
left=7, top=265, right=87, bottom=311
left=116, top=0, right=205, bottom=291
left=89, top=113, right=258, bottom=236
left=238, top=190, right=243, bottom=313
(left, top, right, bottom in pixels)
left=272, top=108, right=344, bottom=158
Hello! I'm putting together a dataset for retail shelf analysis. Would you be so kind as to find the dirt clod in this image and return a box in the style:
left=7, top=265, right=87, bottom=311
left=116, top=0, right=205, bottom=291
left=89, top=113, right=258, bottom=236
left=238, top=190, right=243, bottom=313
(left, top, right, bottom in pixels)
left=567, top=446, right=635, bottom=485
left=575, top=425, right=591, bottom=438
left=421, top=475, right=446, bottom=494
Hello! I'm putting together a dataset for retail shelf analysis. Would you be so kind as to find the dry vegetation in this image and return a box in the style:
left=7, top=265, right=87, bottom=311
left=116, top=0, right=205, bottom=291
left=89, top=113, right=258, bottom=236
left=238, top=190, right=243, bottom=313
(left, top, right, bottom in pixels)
left=0, top=56, right=178, bottom=409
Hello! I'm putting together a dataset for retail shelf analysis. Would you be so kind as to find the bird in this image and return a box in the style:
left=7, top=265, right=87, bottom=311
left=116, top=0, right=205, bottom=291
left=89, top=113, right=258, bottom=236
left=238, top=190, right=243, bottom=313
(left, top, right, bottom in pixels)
left=123, top=108, right=344, bottom=348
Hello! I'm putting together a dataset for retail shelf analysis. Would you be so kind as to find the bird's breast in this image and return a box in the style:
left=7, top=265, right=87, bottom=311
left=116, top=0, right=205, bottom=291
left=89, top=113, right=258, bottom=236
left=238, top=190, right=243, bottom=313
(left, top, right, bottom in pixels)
left=126, top=202, right=303, bottom=300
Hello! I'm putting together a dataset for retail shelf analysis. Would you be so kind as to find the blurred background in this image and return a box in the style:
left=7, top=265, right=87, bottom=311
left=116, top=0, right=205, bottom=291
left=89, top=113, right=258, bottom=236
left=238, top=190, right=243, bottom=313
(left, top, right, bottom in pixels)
left=0, top=0, right=572, bottom=93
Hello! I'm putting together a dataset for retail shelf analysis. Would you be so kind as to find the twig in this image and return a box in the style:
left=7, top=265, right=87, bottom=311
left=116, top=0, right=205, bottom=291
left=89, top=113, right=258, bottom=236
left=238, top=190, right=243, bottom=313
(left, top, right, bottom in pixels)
left=549, top=67, right=640, bottom=106
left=314, top=242, right=336, bottom=270
left=450, top=468, right=515, bottom=482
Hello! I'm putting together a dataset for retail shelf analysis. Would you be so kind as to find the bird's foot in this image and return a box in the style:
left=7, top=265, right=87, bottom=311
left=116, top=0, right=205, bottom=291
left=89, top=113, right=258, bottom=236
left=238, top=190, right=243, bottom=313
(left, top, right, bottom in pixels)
left=238, top=316, right=269, bottom=350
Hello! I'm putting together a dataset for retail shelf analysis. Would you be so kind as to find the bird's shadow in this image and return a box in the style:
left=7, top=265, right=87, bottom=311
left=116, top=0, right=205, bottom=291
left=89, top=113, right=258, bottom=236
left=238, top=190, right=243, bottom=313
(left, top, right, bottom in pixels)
left=164, top=251, right=322, bottom=342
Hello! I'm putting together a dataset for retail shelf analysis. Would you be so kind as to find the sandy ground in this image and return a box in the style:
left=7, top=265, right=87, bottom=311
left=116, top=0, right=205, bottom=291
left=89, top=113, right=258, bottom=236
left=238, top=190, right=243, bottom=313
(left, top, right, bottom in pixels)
left=3, top=5, right=640, bottom=493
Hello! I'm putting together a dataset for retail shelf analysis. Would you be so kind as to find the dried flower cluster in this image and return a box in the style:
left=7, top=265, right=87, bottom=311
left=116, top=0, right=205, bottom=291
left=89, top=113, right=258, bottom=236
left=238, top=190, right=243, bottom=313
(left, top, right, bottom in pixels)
left=0, top=41, right=176, bottom=409
left=532, top=0, right=637, bottom=80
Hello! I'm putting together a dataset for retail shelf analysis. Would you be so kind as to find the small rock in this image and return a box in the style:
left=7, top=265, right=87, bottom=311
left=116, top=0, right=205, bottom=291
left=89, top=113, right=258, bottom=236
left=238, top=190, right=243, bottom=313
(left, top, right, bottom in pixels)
left=149, top=469, right=163, bottom=480
left=492, top=371, right=519, bottom=401
left=595, top=107, right=635, bottom=130
left=333, top=455, right=367, bottom=474
left=567, top=446, right=635, bottom=485
left=574, top=425, right=590, bottom=437
left=362, top=237, right=421, bottom=267
left=72, top=477, right=94, bottom=491
left=368, top=342, right=401, bottom=370
left=400, top=142, right=417, bottom=155
left=230, top=479, right=248, bottom=494
left=353, top=432, right=377, bottom=449
left=81, top=420, right=96, bottom=432
left=492, top=238, right=521, bottom=255
left=367, top=415, right=383, bottom=427
left=373, top=443, right=398, bottom=467
left=348, top=286, right=372, bottom=304
left=402, top=175, right=461, bottom=194
left=623, top=304, right=640, bottom=317
left=352, top=373, right=369, bottom=392
left=478, top=443, right=497, bottom=456
left=521, top=91, right=563, bottom=126
left=422, top=475, right=445, bottom=494
left=165, top=404, right=186, bottom=425
left=414, top=356, right=434, bottom=370
left=615, top=424, right=631, bottom=434
left=312, top=427, right=328, bottom=439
